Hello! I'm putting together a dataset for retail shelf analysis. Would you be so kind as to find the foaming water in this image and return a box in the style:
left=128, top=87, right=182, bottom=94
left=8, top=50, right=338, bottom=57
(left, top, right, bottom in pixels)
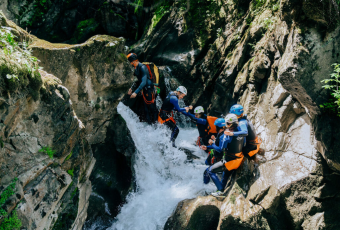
left=108, top=103, right=214, bottom=230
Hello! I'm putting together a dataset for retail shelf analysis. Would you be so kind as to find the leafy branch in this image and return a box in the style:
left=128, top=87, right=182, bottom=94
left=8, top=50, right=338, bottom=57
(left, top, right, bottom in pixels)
left=320, top=63, right=340, bottom=116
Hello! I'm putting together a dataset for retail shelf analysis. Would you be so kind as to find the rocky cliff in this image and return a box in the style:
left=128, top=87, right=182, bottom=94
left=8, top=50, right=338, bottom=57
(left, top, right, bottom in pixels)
left=1, top=0, right=340, bottom=229
left=130, top=0, right=340, bottom=229
left=0, top=10, right=135, bottom=229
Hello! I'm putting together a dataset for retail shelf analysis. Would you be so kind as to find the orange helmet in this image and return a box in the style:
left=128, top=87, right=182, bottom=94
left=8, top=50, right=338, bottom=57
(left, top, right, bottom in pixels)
left=127, top=53, right=138, bottom=62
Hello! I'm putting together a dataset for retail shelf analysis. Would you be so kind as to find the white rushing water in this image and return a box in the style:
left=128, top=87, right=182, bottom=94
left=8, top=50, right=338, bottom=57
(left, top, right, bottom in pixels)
left=109, top=103, right=215, bottom=230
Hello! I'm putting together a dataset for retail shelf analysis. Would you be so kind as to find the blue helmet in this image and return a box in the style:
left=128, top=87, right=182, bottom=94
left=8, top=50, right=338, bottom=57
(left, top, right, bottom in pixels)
left=214, top=118, right=226, bottom=127
left=230, top=104, right=244, bottom=116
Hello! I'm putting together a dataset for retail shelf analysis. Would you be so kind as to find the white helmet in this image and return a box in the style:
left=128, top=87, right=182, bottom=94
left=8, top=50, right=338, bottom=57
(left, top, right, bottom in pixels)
left=176, top=86, right=187, bottom=95
left=194, top=106, right=204, bottom=114
left=225, top=113, right=238, bottom=124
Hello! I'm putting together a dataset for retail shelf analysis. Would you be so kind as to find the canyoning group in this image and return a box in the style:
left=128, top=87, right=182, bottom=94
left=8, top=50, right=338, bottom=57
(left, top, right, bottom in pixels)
left=124, top=53, right=263, bottom=197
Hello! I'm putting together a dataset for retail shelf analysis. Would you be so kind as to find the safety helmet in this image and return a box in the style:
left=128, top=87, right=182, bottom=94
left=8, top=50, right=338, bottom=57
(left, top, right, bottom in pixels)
left=225, top=113, right=238, bottom=124
left=229, top=104, right=244, bottom=116
left=214, top=118, right=226, bottom=127
left=127, top=53, right=138, bottom=62
left=194, top=106, right=204, bottom=114
left=176, top=86, right=187, bottom=95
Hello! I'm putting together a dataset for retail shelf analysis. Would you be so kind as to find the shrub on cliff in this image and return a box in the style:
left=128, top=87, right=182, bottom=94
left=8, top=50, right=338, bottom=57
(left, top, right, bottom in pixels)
left=320, top=63, right=340, bottom=116
left=0, top=27, right=42, bottom=101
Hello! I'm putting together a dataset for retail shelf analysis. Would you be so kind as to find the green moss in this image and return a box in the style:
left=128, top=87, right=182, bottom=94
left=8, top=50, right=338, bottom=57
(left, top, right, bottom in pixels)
left=230, top=194, right=236, bottom=204
left=65, top=151, right=73, bottom=161
left=67, top=169, right=74, bottom=177
left=0, top=178, right=22, bottom=230
left=147, top=3, right=172, bottom=35
left=0, top=28, right=43, bottom=100
left=20, top=0, right=52, bottom=28
left=179, top=0, right=221, bottom=48
left=70, top=18, right=99, bottom=44
left=39, top=146, right=55, bottom=159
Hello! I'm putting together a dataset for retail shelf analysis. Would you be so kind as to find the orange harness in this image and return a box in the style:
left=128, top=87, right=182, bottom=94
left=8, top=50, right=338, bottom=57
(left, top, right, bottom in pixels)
left=224, top=152, right=244, bottom=171
left=158, top=110, right=176, bottom=124
left=247, top=136, right=262, bottom=157
left=142, top=90, right=155, bottom=105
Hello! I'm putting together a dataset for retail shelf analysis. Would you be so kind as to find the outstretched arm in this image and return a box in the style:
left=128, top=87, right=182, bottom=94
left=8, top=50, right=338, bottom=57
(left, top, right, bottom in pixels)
left=170, top=96, right=186, bottom=112
left=181, top=112, right=207, bottom=125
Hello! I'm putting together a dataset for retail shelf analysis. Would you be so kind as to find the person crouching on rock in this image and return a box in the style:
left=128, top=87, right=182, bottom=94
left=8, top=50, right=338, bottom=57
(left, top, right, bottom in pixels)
left=202, top=114, right=247, bottom=197
left=228, top=104, right=263, bottom=158
left=200, top=118, right=226, bottom=166
left=181, top=106, right=218, bottom=165
left=158, top=86, right=192, bottom=148
left=126, top=53, right=158, bottom=124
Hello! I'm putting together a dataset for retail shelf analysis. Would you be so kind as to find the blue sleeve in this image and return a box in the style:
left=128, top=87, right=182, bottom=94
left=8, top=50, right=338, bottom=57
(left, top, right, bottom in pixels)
left=170, top=96, right=186, bottom=112
left=207, top=135, right=231, bottom=152
left=232, top=121, right=248, bottom=137
left=134, top=66, right=148, bottom=94
left=181, top=111, right=195, bottom=119
left=181, top=112, right=207, bottom=125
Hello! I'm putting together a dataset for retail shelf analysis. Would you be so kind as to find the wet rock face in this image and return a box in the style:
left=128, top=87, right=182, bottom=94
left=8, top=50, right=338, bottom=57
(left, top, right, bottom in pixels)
left=0, top=68, right=95, bottom=230
left=30, top=34, right=136, bottom=223
left=145, top=0, right=340, bottom=229
left=0, top=0, right=140, bottom=44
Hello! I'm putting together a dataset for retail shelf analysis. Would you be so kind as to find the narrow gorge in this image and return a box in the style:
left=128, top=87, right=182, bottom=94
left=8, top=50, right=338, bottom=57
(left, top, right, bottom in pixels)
left=0, top=0, right=340, bottom=229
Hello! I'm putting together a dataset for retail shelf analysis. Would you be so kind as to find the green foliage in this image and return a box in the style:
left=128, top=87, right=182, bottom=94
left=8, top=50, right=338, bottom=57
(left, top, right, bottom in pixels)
left=20, top=0, right=52, bottom=27
left=0, top=178, right=22, bottom=230
left=70, top=18, right=99, bottom=44
left=147, top=4, right=171, bottom=35
left=262, top=17, right=275, bottom=31
left=67, top=169, right=74, bottom=177
left=253, top=0, right=266, bottom=9
left=320, top=63, right=340, bottom=116
left=39, top=146, right=55, bottom=159
left=179, top=0, right=220, bottom=48
left=272, top=3, right=280, bottom=12
left=65, top=151, right=73, bottom=161
left=132, top=0, right=144, bottom=14
left=70, top=188, right=78, bottom=200
left=216, top=28, right=223, bottom=38
left=0, top=28, right=42, bottom=100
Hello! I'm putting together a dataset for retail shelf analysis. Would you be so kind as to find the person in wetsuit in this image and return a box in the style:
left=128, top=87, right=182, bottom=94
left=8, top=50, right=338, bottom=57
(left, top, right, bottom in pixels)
left=126, top=53, right=158, bottom=124
left=228, top=104, right=262, bottom=158
left=182, top=106, right=217, bottom=146
left=202, top=114, right=247, bottom=197
left=158, top=86, right=192, bottom=147
left=181, top=106, right=218, bottom=165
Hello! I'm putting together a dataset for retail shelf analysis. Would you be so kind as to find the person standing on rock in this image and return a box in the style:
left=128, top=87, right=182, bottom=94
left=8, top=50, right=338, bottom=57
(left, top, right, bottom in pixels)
left=158, top=86, right=192, bottom=147
left=126, top=53, right=158, bottom=124
left=202, top=114, right=247, bottom=197
left=228, top=104, right=263, bottom=158
left=181, top=106, right=218, bottom=165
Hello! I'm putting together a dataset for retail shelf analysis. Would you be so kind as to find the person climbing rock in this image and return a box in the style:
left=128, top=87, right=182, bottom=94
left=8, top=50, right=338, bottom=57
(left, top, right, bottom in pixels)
left=182, top=106, right=218, bottom=146
left=200, top=118, right=227, bottom=166
left=126, top=53, right=158, bottom=124
left=203, top=114, right=247, bottom=197
left=228, top=104, right=263, bottom=158
left=158, top=86, right=192, bottom=147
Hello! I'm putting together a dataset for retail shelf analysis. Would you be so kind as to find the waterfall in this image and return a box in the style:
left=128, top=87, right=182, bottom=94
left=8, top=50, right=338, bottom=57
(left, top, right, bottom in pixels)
left=107, top=103, right=215, bottom=230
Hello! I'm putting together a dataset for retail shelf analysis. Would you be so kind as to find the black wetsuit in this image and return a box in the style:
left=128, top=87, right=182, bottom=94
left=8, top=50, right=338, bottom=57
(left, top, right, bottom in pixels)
left=132, top=63, right=158, bottom=124
left=239, top=115, right=258, bottom=157
left=206, top=128, right=246, bottom=191
left=159, top=92, right=186, bottom=144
